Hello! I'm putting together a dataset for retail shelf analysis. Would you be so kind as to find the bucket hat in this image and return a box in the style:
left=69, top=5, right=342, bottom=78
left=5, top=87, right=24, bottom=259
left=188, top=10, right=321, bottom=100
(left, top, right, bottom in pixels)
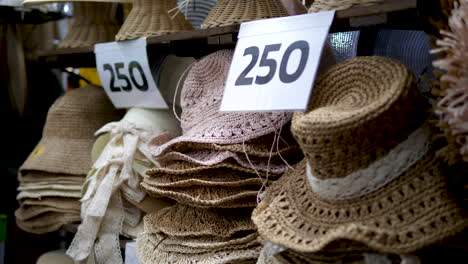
left=252, top=56, right=468, bottom=254
left=115, top=0, right=193, bottom=41
left=308, top=0, right=382, bottom=13
left=148, top=49, right=292, bottom=158
left=19, top=85, right=123, bottom=177
left=201, top=0, right=289, bottom=29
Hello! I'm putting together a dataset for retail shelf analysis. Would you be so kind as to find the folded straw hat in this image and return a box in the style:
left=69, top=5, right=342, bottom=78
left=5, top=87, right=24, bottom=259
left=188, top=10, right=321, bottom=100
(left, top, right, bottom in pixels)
left=16, top=212, right=81, bottom=234
left=144, top=204, right=256, bottom=237
left=308, top=0, right=382, bottom=13
left=201, top=0, right=289, bottom=29
left=252, top=56, right=468, bottom=254
left=59, top=2, right=121, bottom=48
left=148, top=49, right=292, bottom=157
left=115, top=0, right=194, bottom=41
left=22, top=0, right=131, bottom=5
left=19, top=85, right=123, bottom=177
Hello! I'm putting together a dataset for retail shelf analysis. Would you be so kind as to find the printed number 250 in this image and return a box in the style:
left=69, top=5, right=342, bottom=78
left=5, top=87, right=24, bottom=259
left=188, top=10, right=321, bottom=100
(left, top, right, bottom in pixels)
left=235, top=40, right=309, bottom=86
left=103, top=61, right=149, bottom=92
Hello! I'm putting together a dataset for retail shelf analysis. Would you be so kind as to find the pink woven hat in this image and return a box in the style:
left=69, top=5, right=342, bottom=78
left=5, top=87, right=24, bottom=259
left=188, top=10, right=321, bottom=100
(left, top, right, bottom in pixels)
left=148, top=49, right=292, bottom=157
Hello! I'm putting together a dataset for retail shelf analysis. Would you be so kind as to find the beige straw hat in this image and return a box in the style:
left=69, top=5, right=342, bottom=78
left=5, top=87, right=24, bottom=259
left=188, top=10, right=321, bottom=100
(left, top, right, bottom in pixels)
left=308, top=0, right=382, bottom=13
left=59, top=2, right=121, bottom=48
left=201, top=0, right=289, bottom=29
left=19, top=85, right=123, bottom=177
left=115, top=0, right=193, bottom=41
left=16, top=212, right=81, bottom=234
left=252, top=56, right=468, bottom=254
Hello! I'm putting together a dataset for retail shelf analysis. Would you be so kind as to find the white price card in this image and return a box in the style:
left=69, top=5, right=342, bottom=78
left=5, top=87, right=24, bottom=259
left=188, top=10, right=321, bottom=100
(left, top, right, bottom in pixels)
left=220, top=11, right=335, bottom=112
left=95, top=38, right=168, bottom=109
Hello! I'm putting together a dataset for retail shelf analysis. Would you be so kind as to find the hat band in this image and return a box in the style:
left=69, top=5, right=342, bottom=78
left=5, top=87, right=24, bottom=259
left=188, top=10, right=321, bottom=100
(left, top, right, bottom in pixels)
left=306, top=125, right=431, bottom=200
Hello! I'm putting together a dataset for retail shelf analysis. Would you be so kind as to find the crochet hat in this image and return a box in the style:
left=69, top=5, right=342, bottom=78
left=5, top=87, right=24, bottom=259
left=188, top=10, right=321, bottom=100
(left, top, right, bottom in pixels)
left=252, top=56, right=468, bottom=254
left=201, top=0, right=289, bottom=29
left=115, top=0, right=193, bottom=41
left=148, top=49, right=292, bottom=157
left=308, top=0, right=382, bottom=13
left=20, top=85, right=123, bottom=176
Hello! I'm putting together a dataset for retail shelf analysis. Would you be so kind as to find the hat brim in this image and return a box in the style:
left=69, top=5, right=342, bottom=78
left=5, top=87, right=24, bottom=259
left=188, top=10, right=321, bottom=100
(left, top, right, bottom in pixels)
left=253, top=155, right=468, bottom=254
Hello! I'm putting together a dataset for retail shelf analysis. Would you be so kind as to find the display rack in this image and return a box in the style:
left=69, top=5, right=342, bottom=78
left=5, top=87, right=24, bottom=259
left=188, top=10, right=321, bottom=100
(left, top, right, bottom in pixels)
left=38, top=0, right=419, bottom=68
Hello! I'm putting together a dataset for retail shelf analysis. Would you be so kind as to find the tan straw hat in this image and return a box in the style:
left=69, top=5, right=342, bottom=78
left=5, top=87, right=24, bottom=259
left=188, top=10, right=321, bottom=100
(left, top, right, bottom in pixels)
left=308, top=0, right=382, bottom=13
left=16, top=212, right=81, bottom=234
left=201, top=0, right=289, bottom=29
left=19, top=85, right=123, bottom=177
left=148, top=49, right=292, bottom=157
left=59, top=2, right=121, bottom=48
left=252, top=56, right=468, bottom=254
left=115, top=0, right=193, bottom=41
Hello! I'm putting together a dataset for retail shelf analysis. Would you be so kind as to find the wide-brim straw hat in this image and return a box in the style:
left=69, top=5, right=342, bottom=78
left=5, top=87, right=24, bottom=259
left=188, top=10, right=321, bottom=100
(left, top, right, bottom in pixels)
left=144, top=204, right=256, bottom=237
left=19, top=85, right=123, bottom=177
left=201, top=0, right=289, bottom=29
left=59, top=2, right=121, bottom=48
left=115, top=0, right=193, bottom=41
left=252, top=56, right=468, bottom=254
left=16, top=212, right=81, bottom=234
left=148, top=49, right=292, bottom=157
left=308, top=0, right=382, bottom=13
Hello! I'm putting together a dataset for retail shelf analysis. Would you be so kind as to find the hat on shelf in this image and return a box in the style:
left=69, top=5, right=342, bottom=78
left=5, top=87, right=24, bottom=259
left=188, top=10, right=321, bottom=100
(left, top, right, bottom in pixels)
left=252, top=56, right=468, bottom=254
left=308, top=0, right=382, bottom=13
left=148, top=49, right=292, bottom=158
left=115, top=0, right=194, bottom=41
left=175, top=0, right=218, bottom=29
left=201, top=0, right=289, bottom=29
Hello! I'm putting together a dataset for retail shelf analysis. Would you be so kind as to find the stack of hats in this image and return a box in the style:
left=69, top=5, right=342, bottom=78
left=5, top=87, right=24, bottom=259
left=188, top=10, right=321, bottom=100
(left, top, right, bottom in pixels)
left=136, top=49, right=303, bottom=263
left=66, top=107, right=181, bottom=264
left=116, top=0, right=194, bottom=41
left=15, top=85, right=123, bottom=234
left=252, top=57, right=468, bottom=263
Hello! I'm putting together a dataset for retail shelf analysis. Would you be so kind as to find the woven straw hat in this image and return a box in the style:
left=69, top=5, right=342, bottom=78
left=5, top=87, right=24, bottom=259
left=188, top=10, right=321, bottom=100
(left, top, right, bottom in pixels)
left=115, top=0, right=194, bottom=41
left=308, top=0, right=382, bottom=13
left=252, top=56, right=468, bottom=254
left=59, top=2, right=121, bottom=48
left=16, top=212, right=81, bottom=234
left=19, top=85, right=123, bottom=177
left=148, top=49, right=292, bottom=157
left=201, top=0, right=289, bottom=29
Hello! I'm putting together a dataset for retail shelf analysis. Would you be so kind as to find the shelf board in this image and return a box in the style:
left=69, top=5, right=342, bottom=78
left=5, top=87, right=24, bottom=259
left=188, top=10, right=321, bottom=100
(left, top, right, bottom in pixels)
left=38, top=0, right=420, bottom=67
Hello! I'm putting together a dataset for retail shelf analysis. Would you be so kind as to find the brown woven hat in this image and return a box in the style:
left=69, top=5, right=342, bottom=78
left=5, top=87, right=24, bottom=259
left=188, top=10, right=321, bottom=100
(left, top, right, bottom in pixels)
left=308, top=0, right=382, bottom=13
left=201, top=0, right=289, bottom=29
left=16, top=212, right=81, bottom=234
left=59, top=2, right=121, bottom=48
left=144, top=204, right=255, bottom=238
left=115, top=0, right=194, bottom=41
left=19, top=85, right=123, bottom=177
left=252, top=56, right=468, bottom=254
left=148, top=49, right=292, bottom=157
left=15, top=204, right=79, bottom=221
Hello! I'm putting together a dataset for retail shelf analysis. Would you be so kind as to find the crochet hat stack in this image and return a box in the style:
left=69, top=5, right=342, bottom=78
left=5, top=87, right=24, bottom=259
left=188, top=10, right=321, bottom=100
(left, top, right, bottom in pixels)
left=136, top=49, right=302, bottom=263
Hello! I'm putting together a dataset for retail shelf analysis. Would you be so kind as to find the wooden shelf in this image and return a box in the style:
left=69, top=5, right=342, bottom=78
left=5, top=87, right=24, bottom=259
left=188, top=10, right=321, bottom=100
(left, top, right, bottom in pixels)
left=38, top=0, right=420, bottom=67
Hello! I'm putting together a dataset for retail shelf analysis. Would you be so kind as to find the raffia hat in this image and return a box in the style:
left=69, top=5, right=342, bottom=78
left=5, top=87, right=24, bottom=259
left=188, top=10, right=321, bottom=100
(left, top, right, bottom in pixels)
left=148, top=49, right=292, bottom=157
left=115, top=0, right=193, bottom=41
left=201, top=0, right=289, bottom=29
left=308, top=0, right=382, bottom=13
left=19, top=85, right=123, bottom=177
left=252, top=56, right=468, bottom=254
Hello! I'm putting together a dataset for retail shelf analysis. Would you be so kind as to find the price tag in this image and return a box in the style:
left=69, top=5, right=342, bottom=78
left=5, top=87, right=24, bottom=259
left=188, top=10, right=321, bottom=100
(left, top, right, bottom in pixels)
left=220, top=11, right=335, bottom=112
left=95, top=38, right=168, bottom=109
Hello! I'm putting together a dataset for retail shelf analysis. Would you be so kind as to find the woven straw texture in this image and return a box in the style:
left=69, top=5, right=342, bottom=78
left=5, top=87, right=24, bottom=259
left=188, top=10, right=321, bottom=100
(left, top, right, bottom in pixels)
left=16, top=212, right=81, bottom=234
left=148, top=49, right=292, bottom=157
left=252, top=57, right=468, bottom=254
left=19, top=85, right=123, bottom=176
left=115, top=0, right=193, bottom=41
left=308, top=0, right=382, bottom=13
left=201, top=0, right=289, bottom=29
left=60, top=2, right=121, bottom=48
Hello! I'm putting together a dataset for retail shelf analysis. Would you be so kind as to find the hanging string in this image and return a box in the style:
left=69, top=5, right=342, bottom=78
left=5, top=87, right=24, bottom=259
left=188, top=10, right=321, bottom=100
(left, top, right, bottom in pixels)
left=172, top=59, right=198, bottom=122
left=275, top=121, right=294, bottom=170
left=168, top=0, right=192, bottom=19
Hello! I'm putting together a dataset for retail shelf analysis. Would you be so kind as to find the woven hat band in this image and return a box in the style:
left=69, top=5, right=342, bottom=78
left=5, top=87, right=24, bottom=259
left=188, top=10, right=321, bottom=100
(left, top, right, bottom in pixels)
left=306, top=125, right=431, bottom=200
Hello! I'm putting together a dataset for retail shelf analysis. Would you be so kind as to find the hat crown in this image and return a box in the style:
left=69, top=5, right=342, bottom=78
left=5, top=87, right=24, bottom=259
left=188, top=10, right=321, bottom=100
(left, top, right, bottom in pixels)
left=43, top=86, right=123, bottom=140
left=292, top=56, right=427, bottom=180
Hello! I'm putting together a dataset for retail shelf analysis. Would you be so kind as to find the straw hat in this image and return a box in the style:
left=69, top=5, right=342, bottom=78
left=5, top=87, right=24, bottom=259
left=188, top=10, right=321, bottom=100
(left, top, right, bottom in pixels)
left=59, top=2, right=121, bottom=48
left=115, top=0, right=193, bottom=41
left=252, top=56, right=468, bottom=254
left=19, top=85, right=123, bottom=177
left=16, top=212, right=81, bottom=234
left=308, top=0, right=382, bottom=13
left=148, top=49, right=292, bottom=157
left=201, top=0, right=289, bottom=29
